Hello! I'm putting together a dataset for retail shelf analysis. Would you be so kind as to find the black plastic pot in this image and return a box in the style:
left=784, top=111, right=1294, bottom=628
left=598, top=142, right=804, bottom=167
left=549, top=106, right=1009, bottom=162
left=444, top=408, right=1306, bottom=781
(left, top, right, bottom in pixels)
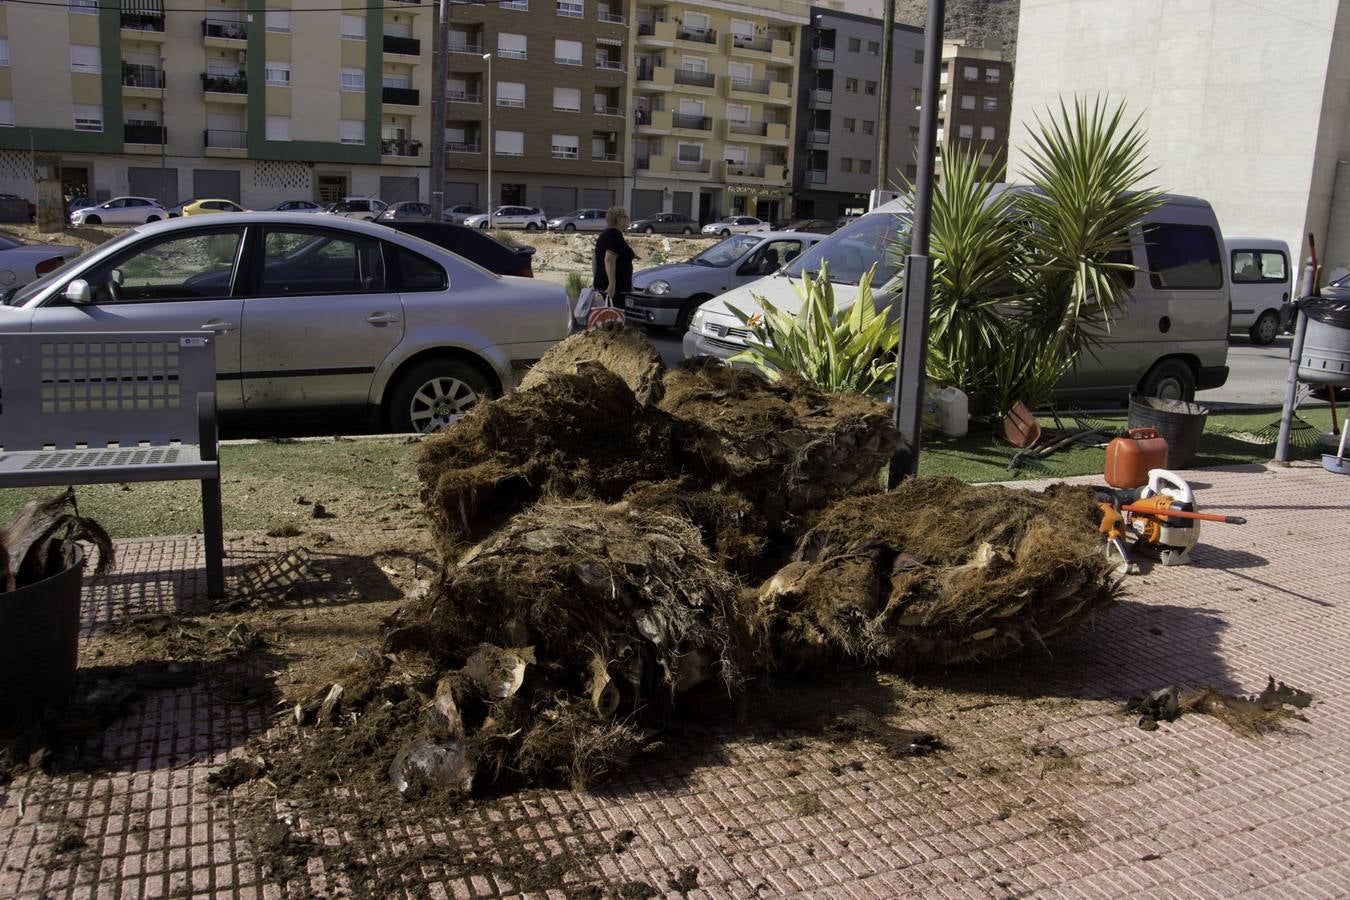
left=1128, top=395, right=1209, bottom=469
left=0, top=546, right=84, bottom=725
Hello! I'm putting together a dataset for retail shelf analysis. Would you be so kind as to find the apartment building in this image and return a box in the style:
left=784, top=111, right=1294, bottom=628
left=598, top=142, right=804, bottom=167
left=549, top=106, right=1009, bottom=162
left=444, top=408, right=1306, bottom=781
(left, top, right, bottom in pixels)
left=630, top=0, right=810, bottom=224
left=0, top=0, right=434, bottom=209
left=935, top=41, right=1011, bottom=179
left=439, top=0, right=631, bottom=214
left=794, top=6, right=924, bottom=218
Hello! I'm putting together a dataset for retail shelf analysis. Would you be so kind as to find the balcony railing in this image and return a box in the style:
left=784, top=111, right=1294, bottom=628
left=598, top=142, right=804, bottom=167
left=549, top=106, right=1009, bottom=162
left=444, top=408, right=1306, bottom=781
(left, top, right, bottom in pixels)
left=811, top=46, right=835, bottom=64
left=634, top=156, right=650, bottom=169
left=554, top=54, right=581, bottom=65
left=124, top=123, right=166, bottom=145
left=205, top=129, right=246, bottom=149
left=636, top=63, right=655, bottom=81
left=731, top=34, right=774, bottom=53
left=810, top=88, right=833, bottom=105
left=449, top=89, right=482, bottom=104
left=202, top=18, right=248, bottom=41
left=728, top=120, right=768, bottom=136
left=806, top=129, right=831, bottom=145
left=551, top=146, right=579, bottom=159
left=382, top=86, right=420, bottom=105
left=382, top=139, right=422, bottom=157
left=595, top=58, right=624, bottom=71
left=804, top=169, right=828, bottom=185
left=501, top=0, right=528, bottom=8
left=202, top=72, right=247, bottom=94
left=595, top=105, right=622, bottom=117
left=729, top=78, right=772, bottom=95
left=384, top=35, right=421, bottom=55
left=671, top=158, right=711, bottom=173
left=446, top=140, right=481, bottom=153
left=637, top=21, right=658, bottom=36
left=673, top=113, right=711, bottom=131
left=496, top=97, right=525, bottom=108
left=676, top=26, right=716, bottom=44
left=449, top=42, right=485, bottom=55
left=726, top=162, right=766, bottom=177
left=121, top=13, right=165, bottom=32
left=674, top=69, right=715, bottom=88
left=592, top=152, right=620, bottom=161
left=122, top=65, right=165, bottom=90
left=598, top=12, right=626, bottom=25
left=556, top=1, right=583, bottom=18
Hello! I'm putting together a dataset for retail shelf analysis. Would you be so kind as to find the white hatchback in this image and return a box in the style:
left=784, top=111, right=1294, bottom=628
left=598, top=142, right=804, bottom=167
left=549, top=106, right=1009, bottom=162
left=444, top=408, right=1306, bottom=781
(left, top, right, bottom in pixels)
left=702, top=216, right=769, bottom=236
left=70, top=196, right=167, bottom=226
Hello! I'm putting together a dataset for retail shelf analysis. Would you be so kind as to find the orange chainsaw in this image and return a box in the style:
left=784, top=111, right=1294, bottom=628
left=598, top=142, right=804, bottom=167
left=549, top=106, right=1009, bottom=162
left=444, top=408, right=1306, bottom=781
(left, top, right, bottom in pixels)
left=1095, top=469, right=1246, bottom=572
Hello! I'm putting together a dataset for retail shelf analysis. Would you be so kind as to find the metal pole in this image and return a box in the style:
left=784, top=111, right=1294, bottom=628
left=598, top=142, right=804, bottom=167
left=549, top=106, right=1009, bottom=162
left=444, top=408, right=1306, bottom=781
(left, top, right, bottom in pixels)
left=1274, top=254, right=1318, bottom=463
left=876, top=0, right=896, bottom=191
left=159, top=55, right=168, bottom=204
left=429, top=0, right=451, bottom=219
left=887, top=0, right=944, bottom=488
left=484, top=51, right=492, bottom=228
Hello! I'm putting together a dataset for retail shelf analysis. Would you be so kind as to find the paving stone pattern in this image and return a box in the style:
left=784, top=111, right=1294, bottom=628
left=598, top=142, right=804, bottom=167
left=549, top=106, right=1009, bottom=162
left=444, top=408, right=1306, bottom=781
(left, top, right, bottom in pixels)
left=2, top=462, right=1348, bottom=898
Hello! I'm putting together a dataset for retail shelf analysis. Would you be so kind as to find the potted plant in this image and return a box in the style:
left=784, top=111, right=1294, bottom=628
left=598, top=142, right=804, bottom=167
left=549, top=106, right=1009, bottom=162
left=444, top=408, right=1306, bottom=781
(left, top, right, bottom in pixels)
left=1, top=489, right=112, bottom=724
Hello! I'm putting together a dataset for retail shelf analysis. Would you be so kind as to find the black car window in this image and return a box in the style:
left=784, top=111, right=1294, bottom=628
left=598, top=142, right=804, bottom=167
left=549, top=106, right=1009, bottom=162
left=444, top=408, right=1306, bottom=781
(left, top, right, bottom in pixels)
left=77, top=228, right=244, bottom=304
left=259, top=228, right=387, bottom=295
left=1144, top=224, right=1222, bottom=290
left=396, top=246, right=447, bottom=291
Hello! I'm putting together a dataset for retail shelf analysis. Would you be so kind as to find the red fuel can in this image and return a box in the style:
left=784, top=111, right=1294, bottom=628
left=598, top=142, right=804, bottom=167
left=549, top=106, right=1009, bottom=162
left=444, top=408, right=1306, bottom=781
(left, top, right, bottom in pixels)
left=1105, top=427, right=1170, bottom=488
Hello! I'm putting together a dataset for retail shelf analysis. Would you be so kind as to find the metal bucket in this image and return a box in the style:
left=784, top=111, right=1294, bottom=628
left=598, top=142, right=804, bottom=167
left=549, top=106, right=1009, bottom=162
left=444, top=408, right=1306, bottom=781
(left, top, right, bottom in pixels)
left=0, top=547, right=84, bottom=723
left=1298, top=314, right=1350, bottom=386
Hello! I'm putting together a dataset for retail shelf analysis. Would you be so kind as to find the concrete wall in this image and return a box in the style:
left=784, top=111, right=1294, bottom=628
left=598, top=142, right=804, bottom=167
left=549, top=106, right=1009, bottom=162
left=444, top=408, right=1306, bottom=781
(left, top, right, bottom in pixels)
left=1007, top=0, right=1343, bottom=270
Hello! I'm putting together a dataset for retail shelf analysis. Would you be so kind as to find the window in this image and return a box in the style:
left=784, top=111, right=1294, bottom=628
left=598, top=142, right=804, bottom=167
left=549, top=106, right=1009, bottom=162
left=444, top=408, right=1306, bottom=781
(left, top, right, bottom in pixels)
left=339, top=120, right=365, bottom=145
left=341, top=68, right=365, bottom=92
left=914, top=49, right=924, bottom=64
left=557, top=0, right=583, bottom=17
left=847, top=37, right=861, bottom=52
left=681, top=55, right=707, bottom=74
left=0, top=38, right=9, bottom=67
left=265, top=115, right=292, bottom=141
left=862, top=120, right=874, bottom=135
left=845, top=77, right=859, bottom=93
left=265, top=61, right=291, bottom=87
left=496, top=129, right=525, bottom=155
left=499, top=33, right=527, bottom=59
left=982, top=96, right=999, bottom=112
left=985, top=68, right=1001, bottom=83
left=867, top=41, right=880, bottom=55
left=730, top=19, right=754, bottom=40
left=911, top=87, right=921, bottom=103
left=85, top=231, right=244, bottom=303
left=840, top=157, right=853, bottom=172
left=497, top=81, right=525, bottom=107
left=980, top=125, right=996, bottom=141
left=684, top=11, right=709, bottom=30
left=72, top=104, right=103, bottom=132
left=398, top=248, right=446, bottom=292
left=724, top=145, right=747, bottom=164
left=1232, top=250, right=1288, bottom=284
left=383, top=72, right=411, bottom=89
left=940, top=69, right=949, bottom=85
left=859, top=159, right=871, bottom=175
left=864, top=80, right=877, bottom=95
left=842, top=117, right=855, bottom=133
left=266, top=8, right=291, bottom=33
left=340, top=14, right=366, bottom=40
left=728, top=62, right=753, bottom=85
left=1144, top=224, right=1223, bottom=290
left=553, top=86, right=581, bottom=111
left=958, top=124, right=973, bottom=139
left=554, top=39, right=582, bottom=65
left=260, top=229, right=386, bottom=295
left=0, top=99, right=11, bottom=127
left=725, top=103, right=751, bottom=124
left=963, top=65, right=979, bottom=81
left=960, top=94, right=976, bottom=110
left=676, top=142, right=702, bottom=163
left=70, top=45, right=101, bottom=74
left=69, top=0, right=99, bottom=13
left=551, top=133, right=579, bottom=159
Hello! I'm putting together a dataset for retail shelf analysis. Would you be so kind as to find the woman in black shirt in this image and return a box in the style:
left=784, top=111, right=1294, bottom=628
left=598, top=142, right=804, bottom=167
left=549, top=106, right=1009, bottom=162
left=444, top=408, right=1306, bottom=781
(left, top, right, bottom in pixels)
left=593, top=207, right=637, bottom=307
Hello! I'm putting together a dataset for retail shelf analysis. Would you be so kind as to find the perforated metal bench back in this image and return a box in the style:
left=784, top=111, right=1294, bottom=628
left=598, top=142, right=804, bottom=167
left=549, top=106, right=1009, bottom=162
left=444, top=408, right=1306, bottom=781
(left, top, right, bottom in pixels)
left=0, top=332, right=217, bottom=451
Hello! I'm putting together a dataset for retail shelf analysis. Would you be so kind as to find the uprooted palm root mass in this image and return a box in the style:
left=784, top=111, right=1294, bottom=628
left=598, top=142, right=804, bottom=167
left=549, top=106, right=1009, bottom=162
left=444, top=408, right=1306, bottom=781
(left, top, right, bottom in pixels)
left=312, top=328, right=1121, bottom=795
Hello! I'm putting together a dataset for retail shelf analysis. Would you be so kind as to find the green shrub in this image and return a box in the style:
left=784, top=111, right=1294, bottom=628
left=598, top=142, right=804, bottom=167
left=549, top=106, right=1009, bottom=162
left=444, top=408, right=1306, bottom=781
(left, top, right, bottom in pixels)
left=564, top=271, right=586, bottom=301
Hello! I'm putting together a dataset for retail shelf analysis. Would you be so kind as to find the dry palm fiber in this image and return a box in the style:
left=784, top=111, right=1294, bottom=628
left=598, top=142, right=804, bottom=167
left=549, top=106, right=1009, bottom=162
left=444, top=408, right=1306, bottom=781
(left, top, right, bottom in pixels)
left=752, top=477, right=1120, bottom=668
left=416, top=364, right=678, bottom=550
left=518, top=324, right=667, bottom=406
left=659, top=360, right=900, bottom=525
left=621, top=477, right=778, bottom=580
left=381, top=500, right=749, bottom=788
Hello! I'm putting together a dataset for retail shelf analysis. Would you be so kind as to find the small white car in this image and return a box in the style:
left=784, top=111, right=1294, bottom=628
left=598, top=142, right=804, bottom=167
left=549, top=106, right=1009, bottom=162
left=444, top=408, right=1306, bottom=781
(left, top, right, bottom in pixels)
left=1225, top=237, right=1292, bottom=345
left=324, top=197, right=389, bottom=220
left=70, top=196, right=167, bottom=226
left=547, top=209, right=609, bottom=233
left=701, top=216, right=769, bottom=236
left=464, top=206, right=548, bottom=231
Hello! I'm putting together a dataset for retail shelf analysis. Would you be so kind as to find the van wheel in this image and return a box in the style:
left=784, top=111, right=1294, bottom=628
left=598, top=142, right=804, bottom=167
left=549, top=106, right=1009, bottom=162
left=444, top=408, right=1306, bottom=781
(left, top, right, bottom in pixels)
left=1138, top=359, right=1196, bottom=402
left=1249, top=310, right=1280, bottom=345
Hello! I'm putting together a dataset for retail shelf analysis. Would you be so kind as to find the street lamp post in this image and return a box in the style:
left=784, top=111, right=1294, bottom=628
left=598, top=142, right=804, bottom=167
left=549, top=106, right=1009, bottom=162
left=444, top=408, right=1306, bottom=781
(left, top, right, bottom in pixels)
left=483, top=51, right=492, bottom=229
left=159, top=55, right=168, bottom=204
left=429, top=0, right=451, bottom=219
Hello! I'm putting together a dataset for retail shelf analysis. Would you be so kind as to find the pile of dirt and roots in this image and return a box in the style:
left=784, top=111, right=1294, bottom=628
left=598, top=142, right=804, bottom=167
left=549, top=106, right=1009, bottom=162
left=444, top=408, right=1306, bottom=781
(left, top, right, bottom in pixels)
left=284, top=326, right=1120, bottom=798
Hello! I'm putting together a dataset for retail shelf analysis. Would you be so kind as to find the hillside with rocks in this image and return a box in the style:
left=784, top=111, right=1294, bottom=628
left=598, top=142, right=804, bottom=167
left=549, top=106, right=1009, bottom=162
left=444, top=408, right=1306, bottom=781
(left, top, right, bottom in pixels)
left=895, top=0, right=1020, bottom=62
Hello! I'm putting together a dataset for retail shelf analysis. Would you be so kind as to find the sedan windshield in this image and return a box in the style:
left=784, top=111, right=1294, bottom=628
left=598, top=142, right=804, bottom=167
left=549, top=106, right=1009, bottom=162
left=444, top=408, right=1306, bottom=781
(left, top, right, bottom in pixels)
left=692, top=234, right=760, bottom=267
left=781, top=212, right=909, bottom=286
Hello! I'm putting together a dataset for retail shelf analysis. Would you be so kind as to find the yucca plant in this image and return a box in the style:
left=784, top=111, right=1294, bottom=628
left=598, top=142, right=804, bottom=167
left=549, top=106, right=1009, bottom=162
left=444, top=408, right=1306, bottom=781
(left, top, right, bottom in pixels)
left=727, top=264, right=899, bottom=396
left=563, top=271, right=586, bottom=301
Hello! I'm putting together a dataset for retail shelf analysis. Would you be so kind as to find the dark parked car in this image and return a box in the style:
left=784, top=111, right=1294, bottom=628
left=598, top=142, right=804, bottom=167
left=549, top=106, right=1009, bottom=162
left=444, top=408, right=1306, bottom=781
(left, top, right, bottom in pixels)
left=627, top=212, right=698, bottom=235
left=776, top=218, right=838, bottom=235
left=385, top=221, right=536, bottom=278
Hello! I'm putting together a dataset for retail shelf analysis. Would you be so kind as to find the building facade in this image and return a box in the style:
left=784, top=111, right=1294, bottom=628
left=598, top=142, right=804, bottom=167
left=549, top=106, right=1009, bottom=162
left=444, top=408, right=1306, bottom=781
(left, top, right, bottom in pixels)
left=629, top=0, right=810, bottom=224
left=1007, top=0, right=1350, bottom=273
left=793, top=7, right=924, bottom=218
left=936, top=41, right=1011, bottom=180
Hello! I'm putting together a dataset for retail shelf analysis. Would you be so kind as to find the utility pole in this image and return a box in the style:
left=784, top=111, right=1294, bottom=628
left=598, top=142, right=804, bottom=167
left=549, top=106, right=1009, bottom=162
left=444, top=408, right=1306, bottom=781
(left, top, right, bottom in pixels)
left=159, top=54, right=168, bottom=203
left=483, top=51, right=493, bottom=227
left=887, top=0, right=944, bottom=487
left=429, top=0, right=451, bottom=218
left=876, top=0, right=896, bottom=191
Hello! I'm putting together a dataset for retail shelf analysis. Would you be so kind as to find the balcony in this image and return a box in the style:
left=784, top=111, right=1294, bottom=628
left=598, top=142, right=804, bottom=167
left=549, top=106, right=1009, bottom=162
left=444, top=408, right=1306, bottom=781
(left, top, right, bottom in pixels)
left=382, top=86, right=420, bottom=106
left=636, top=20, right=675, bottom=47
left=811, top=46, right=835, bottom=66
left=809, top=88, right=832, bottom=106
left=725, top=119, right=788, bottom=143
left=635, top=109, right=671, bottom=133
left=673, top=68, right=715, bottom=90
left=202, top=18, right=248, bottom=44
left=726, top=120, right=767, bottom=137
left=805, top=129, right=831, bottom=147
left=595, top=105, right=623, bottom=117
left=554, top=53, right=581, bottom=65
left=448, top=42, right=485, bottom=55
left=598, top=11, right=626, bottom=25
left=676, top=26, right=716, bottom=45
left=496, top=96, right=525, bottom=108
left=201, top=73, right=248, bottom=100
left=728, top=34, right=793, bottom=60
left=595, top=58, right=625, bottom=72
left=205, top=129, right=247, bottom=156
left=672, top=113, right=712, bottom=132
left=124, top=123, right=167, bottom=146
left=122, top=65, right=165, bottom=98
left=448, top=89, right=482, bottom=104
left=499, top=48, right=529, bottom=60
left=121, top=13, right=165, bottom=38
left=556, top=1, right=584, bottom=18
left=446, top=139, right=481, bottom=154
left=382, top=139, right=422, bottom=158
left=802, top=169, right=828, bottom=186
left=729, top=77, right=792, bottom=105
left=635, top=64, right=674, bottom=91
left=383, top=35, right=421, bottom=56
left=671, top=158, right=711, bottom=174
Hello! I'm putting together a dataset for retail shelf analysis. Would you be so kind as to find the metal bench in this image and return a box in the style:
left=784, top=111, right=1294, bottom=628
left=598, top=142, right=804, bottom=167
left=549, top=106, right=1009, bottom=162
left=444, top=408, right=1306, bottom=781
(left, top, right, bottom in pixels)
left=0, top=332, right=225, bottom=597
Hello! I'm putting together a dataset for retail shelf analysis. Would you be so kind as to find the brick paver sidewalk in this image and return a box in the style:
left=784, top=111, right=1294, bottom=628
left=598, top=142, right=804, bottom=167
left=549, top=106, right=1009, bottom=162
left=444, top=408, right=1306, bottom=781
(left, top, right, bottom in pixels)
left=2, top=462, right=1347, bottom=898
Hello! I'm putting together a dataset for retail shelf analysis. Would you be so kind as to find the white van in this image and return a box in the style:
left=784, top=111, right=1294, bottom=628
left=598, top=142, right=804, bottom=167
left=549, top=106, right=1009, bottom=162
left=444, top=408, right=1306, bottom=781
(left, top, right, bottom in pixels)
left=683, top=187, right=1232, bottom=403
left=1224, top=237, right=1291, bottom=345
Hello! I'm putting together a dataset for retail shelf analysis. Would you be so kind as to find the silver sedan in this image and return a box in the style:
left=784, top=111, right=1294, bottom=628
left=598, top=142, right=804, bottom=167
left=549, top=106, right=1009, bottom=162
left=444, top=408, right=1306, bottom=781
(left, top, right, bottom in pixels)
left=0, top=214, right=570, bottom=433
left=0, top=234, right=79, bottom=298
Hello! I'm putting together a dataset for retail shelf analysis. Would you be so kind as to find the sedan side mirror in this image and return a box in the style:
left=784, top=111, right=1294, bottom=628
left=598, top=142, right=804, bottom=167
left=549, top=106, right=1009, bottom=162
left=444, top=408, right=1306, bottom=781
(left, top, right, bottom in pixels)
left=64, top=279, right=93, bottom=305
